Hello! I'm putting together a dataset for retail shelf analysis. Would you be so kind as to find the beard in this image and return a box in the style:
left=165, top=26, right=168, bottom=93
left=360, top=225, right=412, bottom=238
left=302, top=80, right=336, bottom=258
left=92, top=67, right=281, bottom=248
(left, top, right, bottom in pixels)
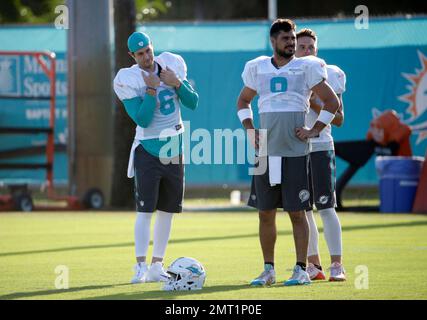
left=140, top=59, right=154, bottom=70
left=275, top=46, right=295, bottom=59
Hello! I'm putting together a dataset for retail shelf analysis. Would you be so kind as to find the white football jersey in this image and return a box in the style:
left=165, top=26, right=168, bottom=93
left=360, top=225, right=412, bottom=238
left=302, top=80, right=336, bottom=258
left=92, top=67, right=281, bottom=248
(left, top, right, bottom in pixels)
left=113, top=52, right=187, bottom=140
left=241, top=55, right=328, bottom=113
left=306, top=64, right=346, bottom=150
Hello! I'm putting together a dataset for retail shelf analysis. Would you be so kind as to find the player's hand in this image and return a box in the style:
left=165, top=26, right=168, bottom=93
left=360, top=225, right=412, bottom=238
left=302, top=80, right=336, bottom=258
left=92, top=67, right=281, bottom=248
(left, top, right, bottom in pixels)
left=142, top=71, right=160, bottom=89
left=160, top=67, right=181, bottom=89
left=247, top=128, right=260, bottom=151
left=295, top=127, right=319, bottom=141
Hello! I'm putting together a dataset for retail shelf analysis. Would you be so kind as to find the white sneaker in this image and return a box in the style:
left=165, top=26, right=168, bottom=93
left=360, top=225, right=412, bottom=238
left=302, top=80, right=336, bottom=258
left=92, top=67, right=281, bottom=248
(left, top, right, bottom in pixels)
left=250, top=264, right=276, bottom=286
left=329, top=262, right=346, bottom=282
left=145, top=261, right=171, bottom=282
left=284, top=265, right=311, bottom=286
left=131, top=262, right=148, bottom=284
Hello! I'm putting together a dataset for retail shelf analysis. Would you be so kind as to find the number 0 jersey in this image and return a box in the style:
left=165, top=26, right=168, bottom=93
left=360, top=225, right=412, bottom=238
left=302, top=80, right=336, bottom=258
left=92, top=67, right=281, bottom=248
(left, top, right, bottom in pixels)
left=241, top=55, right=328, bottom=157
left=113, top=52, right=187, bottom=140
left=241, top=55, right=328, bottom=113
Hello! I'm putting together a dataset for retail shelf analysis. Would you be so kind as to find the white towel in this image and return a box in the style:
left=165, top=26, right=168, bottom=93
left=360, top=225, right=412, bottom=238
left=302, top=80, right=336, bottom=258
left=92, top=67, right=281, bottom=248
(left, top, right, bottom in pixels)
left=127, top=140, right=140, bottom=178
left=268, top=156, right=282, bottom=186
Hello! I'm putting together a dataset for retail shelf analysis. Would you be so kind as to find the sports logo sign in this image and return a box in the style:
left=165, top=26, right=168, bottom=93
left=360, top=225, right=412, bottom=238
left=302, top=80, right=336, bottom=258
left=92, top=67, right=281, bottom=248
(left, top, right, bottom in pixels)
left=399, top=50, right=427, bottom=145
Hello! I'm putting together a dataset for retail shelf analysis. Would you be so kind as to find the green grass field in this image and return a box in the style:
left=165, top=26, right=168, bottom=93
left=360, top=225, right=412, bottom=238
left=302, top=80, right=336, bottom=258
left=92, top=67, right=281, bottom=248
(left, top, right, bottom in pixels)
left=1, top=209, right=427, bottom=300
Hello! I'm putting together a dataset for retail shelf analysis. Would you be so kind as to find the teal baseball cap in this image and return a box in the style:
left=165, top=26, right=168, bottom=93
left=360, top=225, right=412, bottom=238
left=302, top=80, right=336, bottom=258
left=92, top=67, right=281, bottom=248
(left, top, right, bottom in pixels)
left=127, top=32, right=151, bottom=53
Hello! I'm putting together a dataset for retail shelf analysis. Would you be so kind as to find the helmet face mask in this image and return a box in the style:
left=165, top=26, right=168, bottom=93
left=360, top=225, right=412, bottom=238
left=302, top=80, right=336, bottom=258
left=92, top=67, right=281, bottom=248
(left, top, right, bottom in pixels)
left=167, top=272, right=180, bottom=282
left=162, top=257, right=206, bottom=291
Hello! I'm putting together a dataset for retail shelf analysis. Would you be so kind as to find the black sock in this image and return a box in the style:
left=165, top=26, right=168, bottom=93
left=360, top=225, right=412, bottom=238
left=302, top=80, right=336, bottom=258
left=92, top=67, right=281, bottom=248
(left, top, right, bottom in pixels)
left=264, top=262, right=274, bottom=269
left=296, top=262, right=306, bottom=271
left=314, top=264, right=322, bottom=271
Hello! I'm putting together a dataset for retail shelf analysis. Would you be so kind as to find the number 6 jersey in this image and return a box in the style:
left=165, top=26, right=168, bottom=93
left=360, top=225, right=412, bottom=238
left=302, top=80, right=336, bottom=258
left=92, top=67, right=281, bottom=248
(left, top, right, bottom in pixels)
left=113, top=52, right=186, bottom=140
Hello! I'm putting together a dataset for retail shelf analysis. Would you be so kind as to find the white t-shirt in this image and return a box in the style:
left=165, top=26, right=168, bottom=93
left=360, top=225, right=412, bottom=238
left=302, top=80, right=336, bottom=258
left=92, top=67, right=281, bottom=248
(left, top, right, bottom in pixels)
left=305, top=64, right=346, bottom=151
left=113, top=52, right=187, bottom=140
left=241, top=55, right=328, bottom=113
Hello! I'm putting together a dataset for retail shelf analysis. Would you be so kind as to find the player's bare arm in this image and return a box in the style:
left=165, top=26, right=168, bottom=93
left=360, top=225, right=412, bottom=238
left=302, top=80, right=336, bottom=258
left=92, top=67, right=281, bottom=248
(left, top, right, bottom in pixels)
left=310, top=92, right=343, bottom=127
left=237, top=86, right=259, bottom=149
left=237, top=86, right=257, bottom=129
left=296, top=80, right=339, bottom=140
left=331, top=94, right=344, bottom=127
left=309, top=93, right=322, bottom=114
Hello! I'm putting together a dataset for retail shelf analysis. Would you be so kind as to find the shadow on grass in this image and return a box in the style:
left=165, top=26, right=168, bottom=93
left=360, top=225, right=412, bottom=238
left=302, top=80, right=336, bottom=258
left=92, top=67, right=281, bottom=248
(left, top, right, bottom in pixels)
left=1, top=220, right=427, bottom=258
left=80, top=283, right=254, bottom=300
left=0, top=283, right=254, bottom=300
left=0, top=278, right=350, bottom=300
left=70, top=281, right=344, bottom=300
left=0, top=283, right=130, bottom=300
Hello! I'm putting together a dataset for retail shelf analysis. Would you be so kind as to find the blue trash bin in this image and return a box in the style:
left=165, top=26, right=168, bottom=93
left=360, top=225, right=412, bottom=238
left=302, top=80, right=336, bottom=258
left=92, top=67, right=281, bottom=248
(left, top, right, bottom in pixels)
left=375, top=156, right=425, bottom=213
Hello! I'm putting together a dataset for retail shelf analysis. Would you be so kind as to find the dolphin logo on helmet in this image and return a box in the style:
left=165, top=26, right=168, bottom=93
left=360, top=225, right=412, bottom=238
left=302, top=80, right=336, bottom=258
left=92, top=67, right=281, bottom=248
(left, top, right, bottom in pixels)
left=162, top=257, right=206, bottom=291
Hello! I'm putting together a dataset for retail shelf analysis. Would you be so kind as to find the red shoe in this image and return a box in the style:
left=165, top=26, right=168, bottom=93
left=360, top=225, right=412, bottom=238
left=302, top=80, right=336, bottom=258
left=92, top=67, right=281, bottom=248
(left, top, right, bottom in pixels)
left=307, top=263, right=326, bottom=280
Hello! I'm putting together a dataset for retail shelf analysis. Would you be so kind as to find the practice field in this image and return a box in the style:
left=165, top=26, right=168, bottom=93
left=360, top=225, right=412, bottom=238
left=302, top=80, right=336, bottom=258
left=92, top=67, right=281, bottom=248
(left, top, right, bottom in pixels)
left=1, top=210, right=427, bottom=300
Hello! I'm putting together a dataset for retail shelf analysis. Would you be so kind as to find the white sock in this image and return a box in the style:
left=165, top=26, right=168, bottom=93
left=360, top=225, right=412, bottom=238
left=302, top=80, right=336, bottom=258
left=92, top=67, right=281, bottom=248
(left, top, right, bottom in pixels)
left=319, top=207, right=342, bottom=256
left=152, top=210, right=174, bottom=259
left=135, top=212, right=153, bottom=258
left=306, top=210, right=320, bottom=257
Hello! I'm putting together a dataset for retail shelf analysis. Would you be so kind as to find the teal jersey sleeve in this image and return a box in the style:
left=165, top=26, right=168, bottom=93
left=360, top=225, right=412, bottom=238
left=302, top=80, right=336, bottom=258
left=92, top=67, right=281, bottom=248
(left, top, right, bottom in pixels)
left=140, top=133, right=183, bottom=158
left=122, top=93, right=157, bottom=128
left=176, top=79, right=199, bottom=110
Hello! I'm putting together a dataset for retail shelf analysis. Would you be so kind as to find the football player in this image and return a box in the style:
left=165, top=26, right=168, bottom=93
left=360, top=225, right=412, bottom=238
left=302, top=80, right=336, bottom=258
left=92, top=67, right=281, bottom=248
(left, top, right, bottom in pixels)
left=237, top=19, right=340, bottom=286
left=113, top=32, right=199, bottom=284
left=296, top=28, right=346, bottom=281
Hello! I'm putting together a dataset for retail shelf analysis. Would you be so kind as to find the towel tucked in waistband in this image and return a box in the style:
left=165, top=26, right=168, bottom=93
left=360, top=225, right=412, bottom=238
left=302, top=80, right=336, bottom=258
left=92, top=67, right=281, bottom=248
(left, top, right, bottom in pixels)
left=268, top=156, right=282, bottom=186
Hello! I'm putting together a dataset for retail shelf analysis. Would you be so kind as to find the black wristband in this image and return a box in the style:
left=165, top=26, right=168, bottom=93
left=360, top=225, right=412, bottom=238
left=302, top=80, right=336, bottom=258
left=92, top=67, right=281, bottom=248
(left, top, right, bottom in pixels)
left=146, top=86, right=157, bottom=91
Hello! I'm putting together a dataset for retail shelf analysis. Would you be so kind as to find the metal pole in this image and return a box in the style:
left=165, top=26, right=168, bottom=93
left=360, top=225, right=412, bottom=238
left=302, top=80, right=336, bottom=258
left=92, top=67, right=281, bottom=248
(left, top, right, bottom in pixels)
left=268, top=0, right=277, bottom=21
left=66, top=0, right=76, bottom=196
left=66, top=0, right=114, bottom=204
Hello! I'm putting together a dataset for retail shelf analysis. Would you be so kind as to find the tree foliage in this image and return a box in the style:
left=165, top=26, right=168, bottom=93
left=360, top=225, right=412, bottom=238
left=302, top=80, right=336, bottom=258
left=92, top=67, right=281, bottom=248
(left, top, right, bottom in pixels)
left=0, top=0, right=170, bottom=24
left=135, top=0, right=170, bottom=22
left=0, top=0, right=65, bottom=24
left=1, top=0, right=424, bottom=25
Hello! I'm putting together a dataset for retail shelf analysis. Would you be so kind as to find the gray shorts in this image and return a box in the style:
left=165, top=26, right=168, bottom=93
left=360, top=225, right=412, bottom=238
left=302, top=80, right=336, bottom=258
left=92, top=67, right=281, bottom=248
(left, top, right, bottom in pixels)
left=308, top=150, right=336, bottom=210
left=247, top=155, right=312, bottom=212
left=134, top=144, right=184, bottom=213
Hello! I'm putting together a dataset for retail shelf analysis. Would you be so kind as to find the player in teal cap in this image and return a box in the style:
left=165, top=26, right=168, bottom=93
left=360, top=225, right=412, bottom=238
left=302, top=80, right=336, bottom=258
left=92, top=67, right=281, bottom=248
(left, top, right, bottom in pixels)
left=127, top=32, right=155, bottom=71
left=114, top=31, right=199, bottom=284
left=127, top=31, right=151, bottom=53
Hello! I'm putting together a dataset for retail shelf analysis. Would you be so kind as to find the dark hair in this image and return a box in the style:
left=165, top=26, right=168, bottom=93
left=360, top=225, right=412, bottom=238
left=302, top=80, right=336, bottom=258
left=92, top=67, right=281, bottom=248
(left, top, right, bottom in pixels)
left=270, top=19, right=296, bottom=38
left=296, top=28, right=317, bottom=42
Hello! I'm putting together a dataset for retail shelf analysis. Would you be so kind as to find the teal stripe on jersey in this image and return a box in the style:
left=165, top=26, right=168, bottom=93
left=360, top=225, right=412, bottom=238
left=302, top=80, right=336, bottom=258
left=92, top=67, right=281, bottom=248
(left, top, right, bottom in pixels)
left=140, top=133, right=183, bottom=158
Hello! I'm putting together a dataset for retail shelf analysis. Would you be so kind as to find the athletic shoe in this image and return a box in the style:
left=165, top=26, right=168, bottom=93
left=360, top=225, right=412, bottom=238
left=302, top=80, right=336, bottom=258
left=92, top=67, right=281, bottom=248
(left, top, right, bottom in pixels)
left=284, top=265, right=311, bottom=286
left=131, top=262, right=148, bottom=284
left=329, top=262, right=346, bottom=282
left=144, top=261, right=171, bottom=282
left=250, top=264, right=276, bottom=286
left=307, top=263, right=326, bottom=281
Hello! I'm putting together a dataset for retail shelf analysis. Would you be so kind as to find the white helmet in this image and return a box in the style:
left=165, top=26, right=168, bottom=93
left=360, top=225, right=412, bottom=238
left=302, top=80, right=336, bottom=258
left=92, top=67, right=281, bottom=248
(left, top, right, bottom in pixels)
left=162, top=257, right=206, bottom=291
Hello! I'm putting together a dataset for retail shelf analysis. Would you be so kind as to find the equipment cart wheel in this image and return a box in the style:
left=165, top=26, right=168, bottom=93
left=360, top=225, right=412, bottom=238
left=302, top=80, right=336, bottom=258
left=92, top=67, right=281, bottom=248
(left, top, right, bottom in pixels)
left=13, top=193, right=34, bottom=212
left=82, top=188, right=104, bottom=209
